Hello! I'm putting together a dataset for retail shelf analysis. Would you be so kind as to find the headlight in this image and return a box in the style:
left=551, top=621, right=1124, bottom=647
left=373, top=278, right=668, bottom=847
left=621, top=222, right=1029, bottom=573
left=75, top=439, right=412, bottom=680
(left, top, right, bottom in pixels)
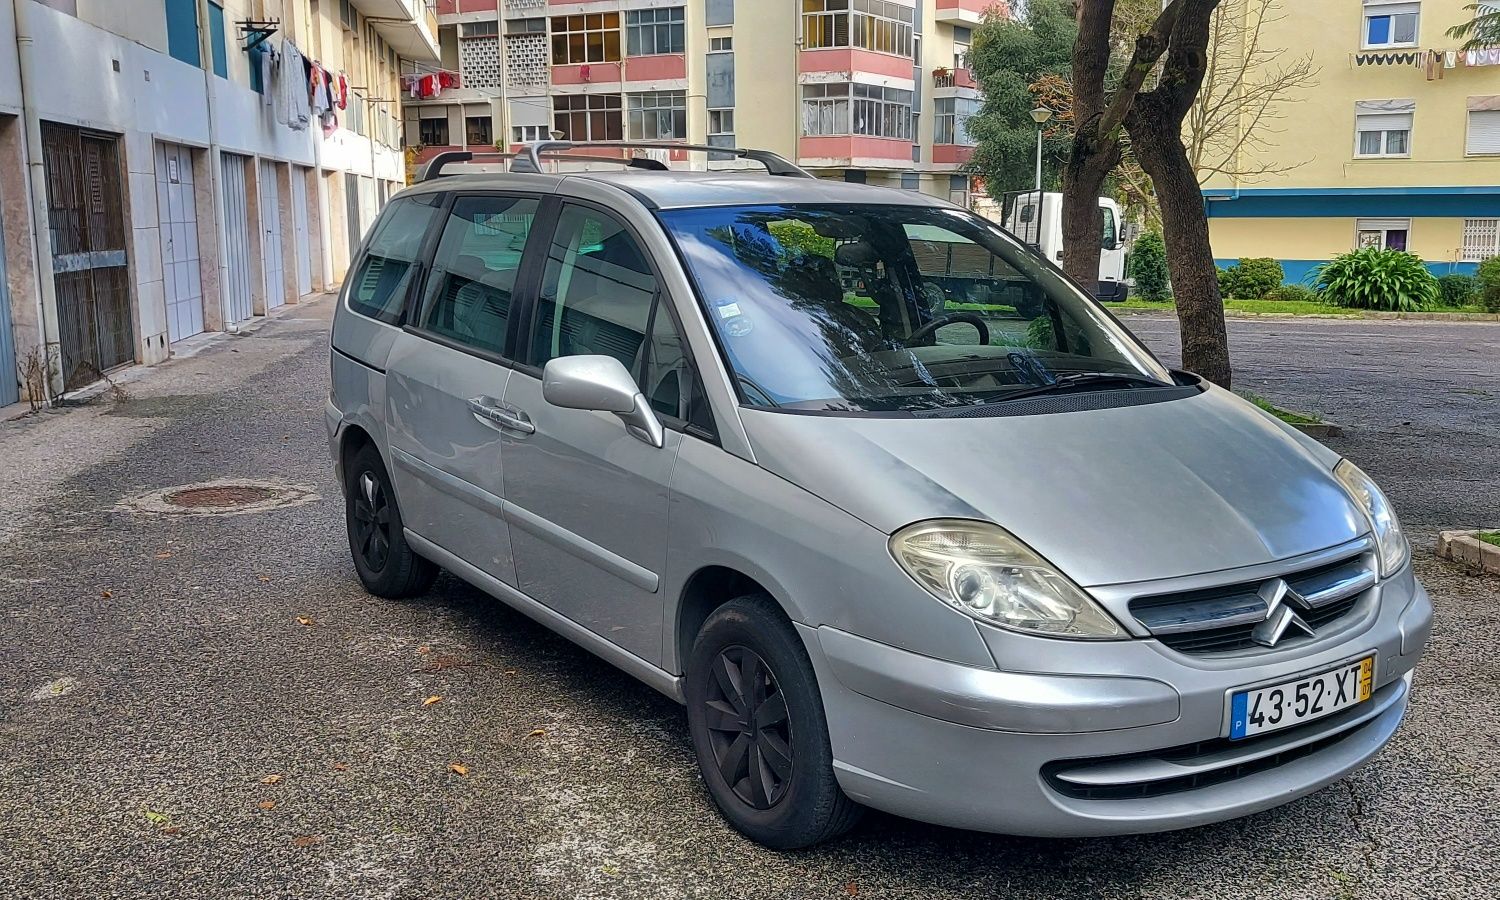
left=889, top=519, right=1125, bottom=639
left=1333, top=459, right=1408, bottom=577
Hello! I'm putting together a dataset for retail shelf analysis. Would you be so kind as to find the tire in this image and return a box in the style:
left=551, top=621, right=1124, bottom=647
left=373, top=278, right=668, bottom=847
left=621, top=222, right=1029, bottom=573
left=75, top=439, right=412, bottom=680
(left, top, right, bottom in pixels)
left=685, top=594, right=863, bottom=849
left=344, top=443, right=438, bottom=599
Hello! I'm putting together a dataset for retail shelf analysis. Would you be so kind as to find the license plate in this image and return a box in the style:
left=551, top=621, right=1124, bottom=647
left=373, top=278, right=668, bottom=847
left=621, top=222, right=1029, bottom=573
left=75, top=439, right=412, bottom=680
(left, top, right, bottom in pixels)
left=1229, top=656, right=1374, bottom=740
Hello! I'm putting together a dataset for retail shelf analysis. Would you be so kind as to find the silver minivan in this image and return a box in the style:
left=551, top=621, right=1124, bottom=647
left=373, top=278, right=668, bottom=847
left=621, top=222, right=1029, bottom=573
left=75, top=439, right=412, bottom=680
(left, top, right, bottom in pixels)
left=327, top=143, right=1432, bottom=850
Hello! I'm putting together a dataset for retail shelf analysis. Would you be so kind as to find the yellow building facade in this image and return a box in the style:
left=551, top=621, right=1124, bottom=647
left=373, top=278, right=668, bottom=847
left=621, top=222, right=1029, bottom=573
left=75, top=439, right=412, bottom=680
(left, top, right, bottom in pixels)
left=1202, top=0, right=1500, bottom=282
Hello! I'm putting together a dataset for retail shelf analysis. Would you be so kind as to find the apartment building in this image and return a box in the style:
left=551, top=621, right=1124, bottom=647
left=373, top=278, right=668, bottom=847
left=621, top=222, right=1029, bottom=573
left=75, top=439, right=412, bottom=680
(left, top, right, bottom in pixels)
left=1202, top=0, right=1500, bottom=283
left=0, top=0, right=438, bottom=405
left=404, top=0, right=1000, bottom=203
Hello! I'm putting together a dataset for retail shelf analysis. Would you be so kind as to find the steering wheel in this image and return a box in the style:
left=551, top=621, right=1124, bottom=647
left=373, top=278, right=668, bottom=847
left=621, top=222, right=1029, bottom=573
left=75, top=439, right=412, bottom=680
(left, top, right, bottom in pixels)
left=905, top=312, right=990, bottom=347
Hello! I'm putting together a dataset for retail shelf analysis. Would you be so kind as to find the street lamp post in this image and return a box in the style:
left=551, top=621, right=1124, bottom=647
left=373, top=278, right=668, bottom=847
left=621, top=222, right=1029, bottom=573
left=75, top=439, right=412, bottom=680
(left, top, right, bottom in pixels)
left=1030, top=106, right=1053, bottom=192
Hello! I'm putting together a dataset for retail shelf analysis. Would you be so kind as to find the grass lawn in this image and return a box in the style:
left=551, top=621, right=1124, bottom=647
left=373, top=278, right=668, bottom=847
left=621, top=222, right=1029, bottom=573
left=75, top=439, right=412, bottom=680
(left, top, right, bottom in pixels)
left=1478, top=531, right=1500, bottom=548
left=1238, top=392, right=1323, bottom=426
left=1105, top=298, right=1488, bottom=316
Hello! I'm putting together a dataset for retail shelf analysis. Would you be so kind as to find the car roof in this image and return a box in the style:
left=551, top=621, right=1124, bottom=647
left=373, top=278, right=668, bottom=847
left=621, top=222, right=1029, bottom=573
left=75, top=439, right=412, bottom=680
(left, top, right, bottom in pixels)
left=399, top=168, right=957, bottom=211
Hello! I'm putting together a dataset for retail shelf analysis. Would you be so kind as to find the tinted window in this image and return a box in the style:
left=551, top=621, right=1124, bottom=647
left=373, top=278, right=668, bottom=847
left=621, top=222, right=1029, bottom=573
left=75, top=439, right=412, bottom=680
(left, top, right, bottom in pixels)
left=422, top=195, right=539, bottom=356
left=347, top=195, right=442, bottom=325
left=531, top=205, right=658, bottom=372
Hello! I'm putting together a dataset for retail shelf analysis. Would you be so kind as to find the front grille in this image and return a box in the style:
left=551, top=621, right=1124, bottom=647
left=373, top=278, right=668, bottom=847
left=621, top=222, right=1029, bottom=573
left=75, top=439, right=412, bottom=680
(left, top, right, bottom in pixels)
left=1128, top=551, right=1376, bottom=655
left=1044, top=678, right=1404, bottom=801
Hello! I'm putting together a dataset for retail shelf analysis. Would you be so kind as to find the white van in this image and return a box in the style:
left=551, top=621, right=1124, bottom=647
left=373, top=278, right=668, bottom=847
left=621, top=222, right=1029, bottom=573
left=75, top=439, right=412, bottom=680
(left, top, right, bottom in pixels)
left=975, top=191, right=1128, bottom=302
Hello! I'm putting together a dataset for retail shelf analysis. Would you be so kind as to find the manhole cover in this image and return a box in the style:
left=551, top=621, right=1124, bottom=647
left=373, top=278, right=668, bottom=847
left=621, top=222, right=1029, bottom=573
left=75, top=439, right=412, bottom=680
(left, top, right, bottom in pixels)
left=166, top=485, right=278, bottom=508
left=118, top=478, right=321, bottom=517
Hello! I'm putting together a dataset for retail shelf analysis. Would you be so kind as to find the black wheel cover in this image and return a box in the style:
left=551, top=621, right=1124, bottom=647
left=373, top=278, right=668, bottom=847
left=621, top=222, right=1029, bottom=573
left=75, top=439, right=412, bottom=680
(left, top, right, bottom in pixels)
left=702, top=644, right=794, bottom=809
left=351, top=470, right=392, bottom=573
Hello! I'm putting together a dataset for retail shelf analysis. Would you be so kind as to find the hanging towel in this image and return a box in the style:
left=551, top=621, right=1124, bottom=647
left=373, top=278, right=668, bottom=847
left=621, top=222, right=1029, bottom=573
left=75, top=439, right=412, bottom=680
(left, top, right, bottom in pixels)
left=259, top=47, right=274, bottom=107
left=277, top=42, right=311, bottom=131
left=1445, top=50, right=1458, bottom=68
left=337, top=73, right=349, bottom=110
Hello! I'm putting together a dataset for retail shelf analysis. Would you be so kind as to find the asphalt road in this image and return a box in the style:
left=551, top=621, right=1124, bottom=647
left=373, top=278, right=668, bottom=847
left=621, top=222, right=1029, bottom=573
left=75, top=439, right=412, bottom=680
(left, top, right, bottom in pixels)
left=1, top=304, right=1497, bottom=900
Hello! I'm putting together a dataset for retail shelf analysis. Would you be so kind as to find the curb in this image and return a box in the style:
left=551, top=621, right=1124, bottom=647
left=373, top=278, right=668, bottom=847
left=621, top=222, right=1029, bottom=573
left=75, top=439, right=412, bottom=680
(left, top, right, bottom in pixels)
left=1436, top=530, right=1500, bottom=575
left=1292, top=422, right=1344, bottom=439
left=1108, top=307, right=1500, bottom=323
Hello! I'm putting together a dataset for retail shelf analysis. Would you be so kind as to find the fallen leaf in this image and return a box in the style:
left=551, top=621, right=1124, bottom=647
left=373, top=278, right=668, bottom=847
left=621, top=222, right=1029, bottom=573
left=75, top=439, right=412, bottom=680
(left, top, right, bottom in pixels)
left=332, top=762, right=349, bottom=772
left=162, top=826, right=181, bottom=836
left=448, top=763, right=468, bottom=776
left=416, top=645, right=431, bottom=655
left=101, top=590, right=113, bottom=599
left=257, top=800, right=276, bottom=810
left=846, top=882, right=859, bottom=896
left=503, top=669, right=517, bottom=676
left=527, top=728, right=547, bottom=738
left=154, top=552, right=173, bottom=560
left=296, top=616, right=314, bottom=627
left=291, top=834, right=322, bottom=848
left=142, top=809, right=169, bottom=826
left=260, top=774, right=283, bottom=785
left=422, top=695, right=443, bottom=707
left=257, top=575, right=271, bottom=583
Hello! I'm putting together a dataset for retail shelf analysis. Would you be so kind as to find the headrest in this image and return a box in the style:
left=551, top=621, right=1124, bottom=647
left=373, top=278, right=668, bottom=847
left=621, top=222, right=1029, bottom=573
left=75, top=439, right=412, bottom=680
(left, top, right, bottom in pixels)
left=834, top=241, right=880, bottom=269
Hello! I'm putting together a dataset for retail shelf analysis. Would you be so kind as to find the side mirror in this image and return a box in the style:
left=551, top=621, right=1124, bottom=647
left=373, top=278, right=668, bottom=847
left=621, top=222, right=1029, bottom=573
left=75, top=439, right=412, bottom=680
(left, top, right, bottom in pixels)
left=542, top=355, right=665, bottom=448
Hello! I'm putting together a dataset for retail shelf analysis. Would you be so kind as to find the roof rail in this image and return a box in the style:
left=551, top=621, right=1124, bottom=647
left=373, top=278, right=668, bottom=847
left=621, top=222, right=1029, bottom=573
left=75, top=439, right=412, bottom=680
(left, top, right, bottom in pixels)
left=509, top=141, right=815, bottom=178
left=418, top=149, right=675, bottom=182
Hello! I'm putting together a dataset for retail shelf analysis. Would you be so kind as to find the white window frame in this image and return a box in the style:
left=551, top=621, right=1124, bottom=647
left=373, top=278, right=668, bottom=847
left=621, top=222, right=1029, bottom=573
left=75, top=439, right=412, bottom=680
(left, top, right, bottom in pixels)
left=802, top=0, right=914, bottom=57
left=801, top=83, right=913, bottom=140
left=709, top=36, right=733, bottom=52
left=625, top=7, right=685, bottom=57
left=1361, top=0, right=1420, bottom=49
left=1466, top=107, right=1500, bottom=156
left=934, top=97, right=979, bottom=145
left=511, top=124, right=548, bottom=143
left=1461, top=218, right=1500, bottom=262
left=552, top=93, right=623, bottom=141
left=707, top=108, right=735, bottom=135
left=1355, top=111, right=1412, bottom=159
left=626, top=90, right=687, bottom=140
left=1355, top=218, right=1412, bottom=251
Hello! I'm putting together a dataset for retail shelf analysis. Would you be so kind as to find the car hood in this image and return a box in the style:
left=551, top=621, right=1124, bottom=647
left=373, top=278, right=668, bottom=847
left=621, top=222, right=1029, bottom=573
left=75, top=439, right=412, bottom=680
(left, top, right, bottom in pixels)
left=739, top=386, right=1367, bottom=587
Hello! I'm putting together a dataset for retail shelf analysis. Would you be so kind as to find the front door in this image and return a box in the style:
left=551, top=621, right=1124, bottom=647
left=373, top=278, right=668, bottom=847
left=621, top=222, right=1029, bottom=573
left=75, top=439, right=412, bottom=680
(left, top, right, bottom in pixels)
left=260, top=160, right=286, bottom=310
left=220, top=153, right=254, bottom=325
left=291, top=167, right=312, bottom=296
left=41, top=123, right=132, bottom=388
left=385, top=193, right=541, bottom=588
left=156, top=141, right=204, bottom=342
left=500, top=202, right=692, bottom=664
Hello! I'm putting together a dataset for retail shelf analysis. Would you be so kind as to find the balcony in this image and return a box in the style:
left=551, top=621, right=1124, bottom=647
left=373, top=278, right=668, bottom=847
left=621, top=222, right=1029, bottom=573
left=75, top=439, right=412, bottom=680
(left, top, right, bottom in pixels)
left=798, top=135, right=914, bottom=170
left=935, top=0, right=1008, bottom=26
left=933, top=68, right=978, bottom=91
left=350, top=0, right=441, bottom=62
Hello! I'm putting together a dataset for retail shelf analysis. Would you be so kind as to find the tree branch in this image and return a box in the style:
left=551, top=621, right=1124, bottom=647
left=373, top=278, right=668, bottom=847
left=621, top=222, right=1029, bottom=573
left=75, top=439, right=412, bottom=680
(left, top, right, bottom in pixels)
left=1096, top=0, right=1187, bottom=139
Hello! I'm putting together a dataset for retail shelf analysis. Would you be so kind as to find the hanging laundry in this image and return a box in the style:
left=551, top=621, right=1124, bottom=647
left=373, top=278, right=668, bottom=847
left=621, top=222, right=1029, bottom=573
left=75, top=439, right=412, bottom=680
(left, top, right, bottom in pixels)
left=418, top=74, right=441, bottom=99
left=337, top=73, right=349, bottom=111
left=277, top=42, right=311, bottom=131
left=258, top=45, right=274, bottom=107
left=1445, top=50, right=1458, bottom=69
left=438, top=71, right=459, bottom=90
left=321, top=110, right=338, bottom=137
left=309, top=62, right=332, bottom=115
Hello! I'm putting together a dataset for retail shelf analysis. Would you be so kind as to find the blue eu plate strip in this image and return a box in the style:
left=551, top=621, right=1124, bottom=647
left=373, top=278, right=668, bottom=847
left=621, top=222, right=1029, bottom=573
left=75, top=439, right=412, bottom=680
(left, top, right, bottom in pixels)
left=1230, top=691, right=1249, bottom=740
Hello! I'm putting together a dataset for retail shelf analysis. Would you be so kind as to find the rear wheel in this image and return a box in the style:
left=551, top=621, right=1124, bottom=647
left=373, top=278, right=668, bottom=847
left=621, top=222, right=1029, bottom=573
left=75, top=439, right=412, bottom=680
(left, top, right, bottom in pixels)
left=345, top=443, right=438, bottom=598
left=685, top=594, right=862, bottom=849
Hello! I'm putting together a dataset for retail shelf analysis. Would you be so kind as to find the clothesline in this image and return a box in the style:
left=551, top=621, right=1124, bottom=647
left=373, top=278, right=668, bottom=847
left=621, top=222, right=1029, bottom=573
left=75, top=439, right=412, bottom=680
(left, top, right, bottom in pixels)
left=263, top=38, right=353, bottom=135
left=1353, top=46, right=1500, bottom=79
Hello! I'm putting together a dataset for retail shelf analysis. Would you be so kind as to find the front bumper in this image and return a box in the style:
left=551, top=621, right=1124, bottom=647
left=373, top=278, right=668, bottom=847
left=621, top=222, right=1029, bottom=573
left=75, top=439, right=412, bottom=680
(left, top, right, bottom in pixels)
left=804, top=571, right=1432, bottom=837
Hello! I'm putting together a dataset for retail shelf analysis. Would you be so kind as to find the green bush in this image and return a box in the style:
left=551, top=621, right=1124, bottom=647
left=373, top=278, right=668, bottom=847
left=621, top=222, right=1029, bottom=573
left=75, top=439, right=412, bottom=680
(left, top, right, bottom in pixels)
left=1478, top=257, right=1500, bottom=312
left=1436, top=274, right=1477, bottom=308
left=1264, top=283, right=1318, bottom=303
left=1232, top=258, right=1285, bottom=299
left=1129, top=231, right=1171, bottom=300
left=1217, top=265, right=1239, bottom=299
left=1314, top=248, right=1440, bottom=312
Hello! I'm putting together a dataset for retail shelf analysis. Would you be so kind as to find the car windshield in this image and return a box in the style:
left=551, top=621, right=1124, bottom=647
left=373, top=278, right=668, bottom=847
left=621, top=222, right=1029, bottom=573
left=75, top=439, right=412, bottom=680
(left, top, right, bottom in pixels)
left=659, top=203, right=1171, bottom=413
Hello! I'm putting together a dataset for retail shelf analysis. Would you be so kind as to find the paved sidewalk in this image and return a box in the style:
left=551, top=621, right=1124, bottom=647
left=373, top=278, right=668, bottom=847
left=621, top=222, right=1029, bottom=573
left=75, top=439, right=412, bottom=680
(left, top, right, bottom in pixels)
left=0, top=306, right=1496, bottom=899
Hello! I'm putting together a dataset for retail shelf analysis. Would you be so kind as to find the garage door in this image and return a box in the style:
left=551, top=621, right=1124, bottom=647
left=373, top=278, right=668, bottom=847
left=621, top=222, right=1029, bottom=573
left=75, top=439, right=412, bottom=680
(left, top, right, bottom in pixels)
left=221, top=153, right=254, bottom=325
left=259, top=159, right=285, bottom=310
left=156, top=142, right=204, bottom=342
left=291, top=166, right=312, bottom=297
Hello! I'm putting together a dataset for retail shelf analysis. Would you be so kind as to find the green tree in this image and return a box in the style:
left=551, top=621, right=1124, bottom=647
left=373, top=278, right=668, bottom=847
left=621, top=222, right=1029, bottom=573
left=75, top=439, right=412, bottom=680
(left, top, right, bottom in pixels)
left=1447, top=3, right=1500, bottom=49
left=965, top=0, right=1076, bottom=196
left=1130, top=231, right=1171, bottom=300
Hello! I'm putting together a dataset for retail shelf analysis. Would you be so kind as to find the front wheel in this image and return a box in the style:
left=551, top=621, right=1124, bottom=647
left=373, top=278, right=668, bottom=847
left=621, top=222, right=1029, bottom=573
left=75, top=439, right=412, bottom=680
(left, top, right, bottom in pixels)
left=345, top=443, right=438, bottom=598
left=685, top=594, right=863, bottom=849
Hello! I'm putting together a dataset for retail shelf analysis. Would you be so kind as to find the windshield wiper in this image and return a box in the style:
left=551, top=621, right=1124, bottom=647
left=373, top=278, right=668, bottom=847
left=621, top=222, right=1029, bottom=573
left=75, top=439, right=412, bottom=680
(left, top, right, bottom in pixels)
left=996, top=372, right=1175, bottom=404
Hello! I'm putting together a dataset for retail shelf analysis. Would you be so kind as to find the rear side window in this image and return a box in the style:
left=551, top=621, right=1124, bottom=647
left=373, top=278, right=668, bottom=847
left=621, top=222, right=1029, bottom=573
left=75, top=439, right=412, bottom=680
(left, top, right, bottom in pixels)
left=421, top=195, right=539, bottom=357
left=347, top=195, right=442, bottom=324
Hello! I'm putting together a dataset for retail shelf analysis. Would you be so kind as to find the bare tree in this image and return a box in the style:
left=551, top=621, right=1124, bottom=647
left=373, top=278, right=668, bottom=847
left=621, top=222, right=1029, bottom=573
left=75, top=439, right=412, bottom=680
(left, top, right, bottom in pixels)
left=1124, top=0, right=1233, bottom=388
left=1187, top=0, right=1318, bottom=183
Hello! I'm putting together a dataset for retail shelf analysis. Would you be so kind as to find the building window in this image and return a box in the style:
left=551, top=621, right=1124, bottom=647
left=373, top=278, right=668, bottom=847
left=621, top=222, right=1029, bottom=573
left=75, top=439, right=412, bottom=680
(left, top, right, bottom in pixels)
left=627, top=91, right=687, bottom=139
left=1462, top=219, right=1500, bottom=262
left=340, top=0, right=357, bottom=31
left=208, top=2, right=228, bottom=78
left=554, top=93, right=623, bottom=141
left=710, top=36, right=734, bottom=52
left=165, top=0, right=201, bottom=67
left=419, top=117, right=450, bottom=146
left=801, top=83, right=913, bottom=139
left=934, top=97, right=980, bottom=144
left=505, top=18, right=547, bottom=35
left=626, top=7, right=685, bottom=56
left=550, top=13, right=622, bottom=64
left=901, top=172, right=920, bottom=190
left=708, top=109, right=735, bottom=135
left=466, top=116, right=493, bottom=146
left=1466, top=104, right=1500, bottom=156
left=461, top=20, right=500, bottom=38
left=1355, top=103, right=1412, bottom=158
left=803, top=0, right=914, bottom=57
left=1363, top=1, right=1419, bottom=48
left=512, top=124, right=549, bottom=143
left=1356, top=218, right=1410, bottom=251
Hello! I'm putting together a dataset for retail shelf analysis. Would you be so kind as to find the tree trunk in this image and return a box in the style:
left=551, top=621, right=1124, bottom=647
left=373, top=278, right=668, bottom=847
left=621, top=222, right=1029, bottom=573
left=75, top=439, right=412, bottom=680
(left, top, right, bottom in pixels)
left=1129, top=99, right=1232, bottom=388
left=1060, top=144, right=1118, bottom=294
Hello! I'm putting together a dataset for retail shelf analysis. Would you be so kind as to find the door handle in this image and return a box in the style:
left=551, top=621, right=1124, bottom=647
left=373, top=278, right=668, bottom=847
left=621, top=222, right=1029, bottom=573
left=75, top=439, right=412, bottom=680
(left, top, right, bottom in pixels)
left=467, top=397, right=536, bottom=434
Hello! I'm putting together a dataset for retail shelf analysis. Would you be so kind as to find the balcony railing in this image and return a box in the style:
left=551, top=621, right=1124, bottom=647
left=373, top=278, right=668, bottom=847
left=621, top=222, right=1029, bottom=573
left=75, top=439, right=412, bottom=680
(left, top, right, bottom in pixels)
left=933, top=68, right=978, bottom=89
